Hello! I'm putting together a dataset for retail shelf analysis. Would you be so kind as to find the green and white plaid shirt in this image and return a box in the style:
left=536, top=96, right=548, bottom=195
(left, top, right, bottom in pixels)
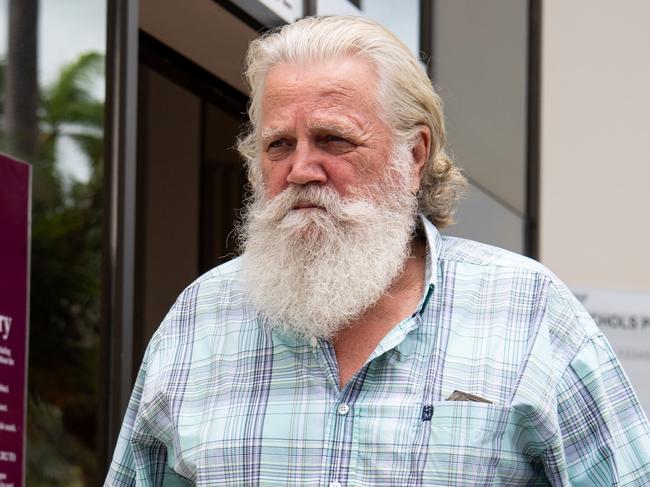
left=106, top=217, right=650, bottom=486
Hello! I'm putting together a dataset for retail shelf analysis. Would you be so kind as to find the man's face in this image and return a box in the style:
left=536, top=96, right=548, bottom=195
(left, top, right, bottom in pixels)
left=258, top=56, right=395, bottom=204
left=241, top=56, right=420, bottom=338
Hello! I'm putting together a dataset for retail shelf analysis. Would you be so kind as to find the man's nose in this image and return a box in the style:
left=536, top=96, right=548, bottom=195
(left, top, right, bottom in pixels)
left=286, top=142, right=327, bottom=186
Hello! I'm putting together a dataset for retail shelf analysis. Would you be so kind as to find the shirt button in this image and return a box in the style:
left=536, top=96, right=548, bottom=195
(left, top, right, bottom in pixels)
left=309, top=336, right=318, bottom=348
left=337, top=403, right=350, bottom=415
left=329, top=482, right=342, bottom=487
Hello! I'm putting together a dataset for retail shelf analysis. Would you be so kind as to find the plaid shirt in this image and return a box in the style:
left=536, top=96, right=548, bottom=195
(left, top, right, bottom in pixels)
left=106, top=217, right=650, bottom=486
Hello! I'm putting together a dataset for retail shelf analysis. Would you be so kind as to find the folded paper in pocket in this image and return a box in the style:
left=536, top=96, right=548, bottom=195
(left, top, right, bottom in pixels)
left=445, top=390, right=493, bottom=403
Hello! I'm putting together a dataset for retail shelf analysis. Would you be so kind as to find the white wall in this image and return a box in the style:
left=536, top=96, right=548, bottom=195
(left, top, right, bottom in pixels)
left=540, top=0, right=650, bottom=292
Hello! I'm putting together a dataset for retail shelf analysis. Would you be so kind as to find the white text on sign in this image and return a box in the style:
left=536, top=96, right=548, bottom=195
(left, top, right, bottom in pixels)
left=0, top=315, right=11, bottom=340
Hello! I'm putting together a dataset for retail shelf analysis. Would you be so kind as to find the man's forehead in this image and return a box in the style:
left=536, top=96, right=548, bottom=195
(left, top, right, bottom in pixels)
left=262, top=77, right=369, bottom=109
left=261, top=65, right=380, bottom=130
left=263, top=58, right=377, bottom=99
left=264, top=73, right=358, bottom=97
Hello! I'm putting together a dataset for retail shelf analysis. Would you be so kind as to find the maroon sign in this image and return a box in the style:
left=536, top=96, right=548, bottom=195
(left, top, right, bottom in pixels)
left=0, top=154, right=31, bottom=487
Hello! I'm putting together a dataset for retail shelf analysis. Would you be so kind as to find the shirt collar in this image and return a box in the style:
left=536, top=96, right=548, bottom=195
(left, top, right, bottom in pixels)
left=371, top=216, right=442, bottom=360
left=415, top=215, right=443, bottom=315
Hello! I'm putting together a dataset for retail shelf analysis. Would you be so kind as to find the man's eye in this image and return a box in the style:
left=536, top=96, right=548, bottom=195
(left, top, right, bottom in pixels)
left=321, top=135, right=355, bottom=152
left=324, top=135, right=347, bottom=144
left=266, top=139, right=294, bottom=158
left=268, top=139, right=289, bottom=150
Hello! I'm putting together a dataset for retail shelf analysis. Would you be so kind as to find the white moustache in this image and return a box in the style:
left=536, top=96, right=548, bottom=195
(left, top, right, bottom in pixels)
left=261, top=185, right=377, bottom=227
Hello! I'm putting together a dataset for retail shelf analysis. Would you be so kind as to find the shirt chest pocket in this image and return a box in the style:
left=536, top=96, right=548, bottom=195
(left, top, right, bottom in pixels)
left=418, top=402, right=540, bottom=485
left=356, top=402, right=537, bottom=486
left=424, top=401, right=511, bottom=446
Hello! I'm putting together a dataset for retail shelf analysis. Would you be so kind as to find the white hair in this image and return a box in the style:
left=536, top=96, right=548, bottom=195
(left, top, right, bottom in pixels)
left=237, top=15, right=466, bottom=227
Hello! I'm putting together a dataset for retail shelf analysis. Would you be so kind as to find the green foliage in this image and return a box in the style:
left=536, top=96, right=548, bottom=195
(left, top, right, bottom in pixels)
left=1, top=51, right=104, bottom=485
left=41, top=52, right=104, bottom=131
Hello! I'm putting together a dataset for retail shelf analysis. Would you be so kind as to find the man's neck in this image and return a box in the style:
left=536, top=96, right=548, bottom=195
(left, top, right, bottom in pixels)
left=332, top=237, right=427, bottom=387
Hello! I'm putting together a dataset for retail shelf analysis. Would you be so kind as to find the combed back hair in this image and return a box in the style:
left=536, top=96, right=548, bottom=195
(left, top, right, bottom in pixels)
left=237, top=15, right=466, bottom=228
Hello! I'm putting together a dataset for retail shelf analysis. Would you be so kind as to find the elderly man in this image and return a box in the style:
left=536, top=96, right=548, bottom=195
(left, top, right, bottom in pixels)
left=106, top=16, right=650, bottom=486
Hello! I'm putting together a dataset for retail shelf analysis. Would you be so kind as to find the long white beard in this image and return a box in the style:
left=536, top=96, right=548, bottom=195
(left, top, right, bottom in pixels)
left=239, top=144, right=418, bottom=340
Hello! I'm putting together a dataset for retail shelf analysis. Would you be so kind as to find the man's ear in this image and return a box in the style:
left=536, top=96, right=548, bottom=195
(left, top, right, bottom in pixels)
left=410, top=126, right=431, bottom=193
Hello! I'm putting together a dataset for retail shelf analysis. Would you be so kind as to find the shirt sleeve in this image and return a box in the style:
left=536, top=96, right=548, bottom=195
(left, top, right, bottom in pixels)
left=104, top=337, right=177, bottom=486
left=551, top=333, right=650, bottom=485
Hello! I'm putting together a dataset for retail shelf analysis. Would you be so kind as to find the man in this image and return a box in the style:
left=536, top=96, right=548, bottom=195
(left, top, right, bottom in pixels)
left=106, top=16, right=650, bottom=486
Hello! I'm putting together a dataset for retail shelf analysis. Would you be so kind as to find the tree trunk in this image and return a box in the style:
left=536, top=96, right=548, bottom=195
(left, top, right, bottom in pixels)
left=5, top=0, right=39, bottom=162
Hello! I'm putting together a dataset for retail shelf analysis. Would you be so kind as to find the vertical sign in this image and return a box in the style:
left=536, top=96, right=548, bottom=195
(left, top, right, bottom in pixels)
left=0, top=154, right=31, bottom=487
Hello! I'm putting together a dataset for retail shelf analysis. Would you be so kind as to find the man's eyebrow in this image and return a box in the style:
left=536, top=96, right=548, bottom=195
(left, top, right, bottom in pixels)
left=261, top=121, right=363, bottom=141
left=307, top=120, right=360, bottom=138
left=260, top=127, right=287, bottom=142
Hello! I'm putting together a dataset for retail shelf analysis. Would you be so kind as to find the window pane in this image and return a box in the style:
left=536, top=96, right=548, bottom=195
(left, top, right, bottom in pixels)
left=0, top=0, right=106, bottom=484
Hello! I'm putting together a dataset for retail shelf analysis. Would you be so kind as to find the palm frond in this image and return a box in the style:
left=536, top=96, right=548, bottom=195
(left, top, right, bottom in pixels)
left=42, top=52, right=104, bottom=129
